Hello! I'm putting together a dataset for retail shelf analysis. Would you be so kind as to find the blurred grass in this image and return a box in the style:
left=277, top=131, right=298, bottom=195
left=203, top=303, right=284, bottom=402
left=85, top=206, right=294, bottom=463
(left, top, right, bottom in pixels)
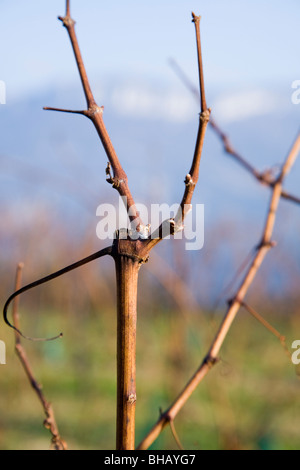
left=0, top=306, right=299, bottom=450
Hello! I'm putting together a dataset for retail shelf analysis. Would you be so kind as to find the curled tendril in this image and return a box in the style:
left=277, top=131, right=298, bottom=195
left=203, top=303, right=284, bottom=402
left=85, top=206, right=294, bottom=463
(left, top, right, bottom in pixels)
left=3, top=246, right=112, bottom=341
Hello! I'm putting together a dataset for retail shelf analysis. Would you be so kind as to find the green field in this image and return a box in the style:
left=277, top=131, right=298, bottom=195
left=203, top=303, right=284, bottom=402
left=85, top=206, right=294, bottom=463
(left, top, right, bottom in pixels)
left=1, top=307, right=299, bottom=450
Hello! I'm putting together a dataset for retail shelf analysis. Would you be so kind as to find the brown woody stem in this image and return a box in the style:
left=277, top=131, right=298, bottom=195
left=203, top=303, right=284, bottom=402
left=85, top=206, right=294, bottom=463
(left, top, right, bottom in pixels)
left=114, top=255, right=139, bottom=450
left=112, top=235, right=149, bottom=449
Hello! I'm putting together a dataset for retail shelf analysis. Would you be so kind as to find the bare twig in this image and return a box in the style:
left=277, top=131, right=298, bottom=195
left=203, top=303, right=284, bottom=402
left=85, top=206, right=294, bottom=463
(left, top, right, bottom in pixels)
left=43, top=106, right=88, bottom=116
left=191, top=13, right=206, bottom=113
left=137, top=132, right=300, bottom=450
left=12, top=263, right=67, bottom=450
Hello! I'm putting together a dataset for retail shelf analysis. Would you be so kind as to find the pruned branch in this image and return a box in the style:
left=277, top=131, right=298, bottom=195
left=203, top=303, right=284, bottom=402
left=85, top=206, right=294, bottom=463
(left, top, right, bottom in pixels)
left=137, top=132, right=300, bottom=450
left=12, top=263, right=67, bottom=450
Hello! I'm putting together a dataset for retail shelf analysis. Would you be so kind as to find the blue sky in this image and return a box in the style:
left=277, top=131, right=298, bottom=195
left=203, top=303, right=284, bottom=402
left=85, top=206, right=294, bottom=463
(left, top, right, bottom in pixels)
left=0, top=0, right=299, bottom=101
